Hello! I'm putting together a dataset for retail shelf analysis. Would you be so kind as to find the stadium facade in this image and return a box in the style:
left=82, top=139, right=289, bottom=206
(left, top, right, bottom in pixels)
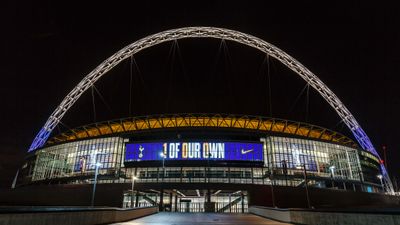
left=18, top=114, right=384, bottom=211
left=12, top=27, right=397, bottom=211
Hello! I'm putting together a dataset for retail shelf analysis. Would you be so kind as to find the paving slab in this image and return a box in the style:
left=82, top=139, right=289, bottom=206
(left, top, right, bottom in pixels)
left=111, top=212, right=292, bottom=225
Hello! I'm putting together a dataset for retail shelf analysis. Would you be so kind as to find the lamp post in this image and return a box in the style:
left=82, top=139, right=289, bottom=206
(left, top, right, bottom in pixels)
left=159, top=152, right=166, bottom=211
left=269, top=170, right=276, bottom=208
left=90, top=162, right=102, bottom=207
left=282, top=160, right=288, bottom=186
left=358, top=168, right=364, bottom=192
left=377, top=174, right=384, bottom=192
left=207, top=152, right=211, bottom=183
left=329, top=165, right=335, bottom=188
left=303, top=164, right=312, bottom=208
left=131, top=172, right=137, bottom=208
left=160, top=152, right=166, bottom=179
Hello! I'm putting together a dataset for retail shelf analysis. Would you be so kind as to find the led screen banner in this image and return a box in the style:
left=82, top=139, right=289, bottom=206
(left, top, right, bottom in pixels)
left=125, top=141, right=263, bottom=162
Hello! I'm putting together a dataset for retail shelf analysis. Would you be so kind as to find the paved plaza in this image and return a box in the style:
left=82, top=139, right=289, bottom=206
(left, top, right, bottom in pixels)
left=111, top=212, right=292, bottom=225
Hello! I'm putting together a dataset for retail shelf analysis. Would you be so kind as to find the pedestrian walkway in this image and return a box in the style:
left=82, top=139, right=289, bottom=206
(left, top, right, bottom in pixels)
left=111, top=212, right=292, bottom=225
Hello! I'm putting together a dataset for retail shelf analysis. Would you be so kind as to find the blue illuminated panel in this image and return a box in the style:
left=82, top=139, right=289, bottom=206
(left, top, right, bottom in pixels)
left=125, top=141, right=263, bottom=162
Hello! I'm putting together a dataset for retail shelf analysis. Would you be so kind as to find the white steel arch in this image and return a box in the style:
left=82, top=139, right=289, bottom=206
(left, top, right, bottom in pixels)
left=28, top=27, right=393, bottom=193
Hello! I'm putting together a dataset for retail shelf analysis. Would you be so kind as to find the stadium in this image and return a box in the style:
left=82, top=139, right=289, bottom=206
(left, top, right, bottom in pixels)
left=12, top=27, right=398, bottom=211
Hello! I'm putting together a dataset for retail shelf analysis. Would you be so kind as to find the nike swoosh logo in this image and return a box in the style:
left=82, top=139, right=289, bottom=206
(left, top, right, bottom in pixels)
left=241, top=149, right=254, bottom=154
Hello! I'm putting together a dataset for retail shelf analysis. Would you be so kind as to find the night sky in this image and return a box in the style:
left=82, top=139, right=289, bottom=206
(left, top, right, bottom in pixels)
left=1, top=1, right=400, bottom=188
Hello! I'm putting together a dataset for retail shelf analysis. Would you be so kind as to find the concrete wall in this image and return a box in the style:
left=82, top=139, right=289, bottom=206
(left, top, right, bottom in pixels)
left=290, top=210, right=400, bottom=225
left=247, top=185, right=400, bottom=208
left=0, top=206, right=158, bottom=225
left=0, top=184, right=129, bottom=207
left=249, top=206, right=400, bottom=225
left=2, top=183, right=399, bottom=208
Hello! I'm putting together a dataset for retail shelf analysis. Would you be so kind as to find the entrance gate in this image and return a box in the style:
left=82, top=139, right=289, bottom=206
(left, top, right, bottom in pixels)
left=123, top=189, right=248, bottom=213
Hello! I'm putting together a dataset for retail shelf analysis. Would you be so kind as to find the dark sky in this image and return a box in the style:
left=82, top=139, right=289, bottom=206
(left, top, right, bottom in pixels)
left=1, top=1, right=400, bottom=188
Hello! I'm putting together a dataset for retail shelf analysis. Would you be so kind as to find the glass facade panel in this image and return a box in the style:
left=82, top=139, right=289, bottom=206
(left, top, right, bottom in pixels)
left=29, top=134, right=379, bottom=192
left=32, top=137, right=124, bottom=181
left=266, top=136, right=361, bottom=181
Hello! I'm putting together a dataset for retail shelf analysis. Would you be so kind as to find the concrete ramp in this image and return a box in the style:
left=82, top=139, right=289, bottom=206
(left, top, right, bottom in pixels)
left=111, top=212, right=292, bottom=225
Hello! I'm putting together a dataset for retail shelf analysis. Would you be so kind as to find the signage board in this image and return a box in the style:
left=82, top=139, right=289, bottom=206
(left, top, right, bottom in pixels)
left=125, top=141, right=263, bottom=162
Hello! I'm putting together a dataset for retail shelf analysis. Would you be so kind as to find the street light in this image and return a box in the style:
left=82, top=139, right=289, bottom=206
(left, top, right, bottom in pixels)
left=282, top=160, right=288, bottom=186
left=206, top=152, right=211, bottom=183
left=131, top=173, right=138, bottom=208
left=357, top=168, right=364, bottom=192
left=329, top=165, right=335, bottom=188
left=377, top=174, right=384, bottom=192
left=159, top=152, right=166, bottom=211
left=90, top=162, right=102, bottom=207
left=160, top=152, right=166, bottom=179
left=303, top=164, right=312, bottom=208
left=268, top=170, right=276, bottom=208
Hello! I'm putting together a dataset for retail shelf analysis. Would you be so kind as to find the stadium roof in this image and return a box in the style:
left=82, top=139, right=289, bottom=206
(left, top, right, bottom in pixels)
left=46, top=114, right=357, bottom=148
